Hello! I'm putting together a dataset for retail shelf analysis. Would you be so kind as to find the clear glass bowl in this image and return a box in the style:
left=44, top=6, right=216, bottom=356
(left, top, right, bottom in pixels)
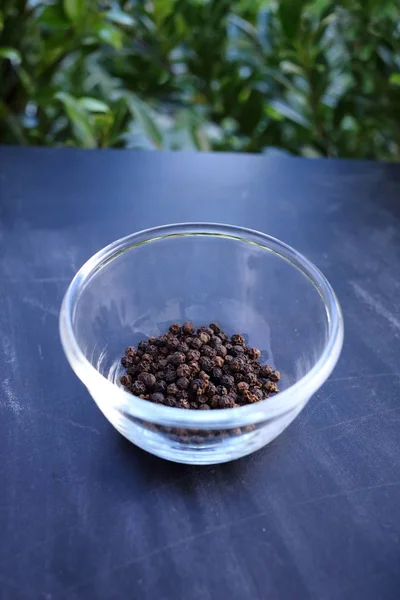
left=60, top=223, right=343, bottom=464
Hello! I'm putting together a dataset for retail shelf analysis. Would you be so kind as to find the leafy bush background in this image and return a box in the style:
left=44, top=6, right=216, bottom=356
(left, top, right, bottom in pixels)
left=1, top=0, right=400, bottom=159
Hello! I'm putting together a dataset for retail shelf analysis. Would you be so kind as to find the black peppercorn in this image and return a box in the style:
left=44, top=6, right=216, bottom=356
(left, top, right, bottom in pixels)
left=165, top=369, right=177, bottom=383
left=247, top=347, right=261, bottom=360
left=232, top=344, right=245, bottom=355
left=151, top=392, right=165, bottom=403
left=176, top=377, right=190, bottom=390
left=186, top=361, right=199, bottom=377
left=177, top=363, right=190, bottom=378
left=121, top=356, right=134, bottom=368
left=212, top=367, right=223, bottom=381
left=270, top=370, right=280, bottom=382
left=155, top=334, right=168, bottom=347
left=155, top=380, right=167, bottom=393
left=186, top=349, right=201, bottom=362
left=220, top=374, right=234, bottom=389
left=182, top=321, right=195, bottom=335
left=120, top=374, right=132, bottom=387
left=168, top=352, right=186, bottom=366
left=197, top=325, right=213, bottom=335
left=260, top=365, right=273, bottom=379
left=199, top=356, right=213, bottom=372
left=233, top=371, right=244, bottom=383
left=207, top=382, right=217, bottom=396
left=264, top=381, right=279, bottom=394
left=177, top=342, right=189, bottom=354
left=138, top=372, right=156, bottom=389
left=219, top=396, right=235, bottom=408
left=137, top=361, right=152, bottom=373
left=167, top=383, right=178, bottom=396
left=119, top=323, right=279, bottom=411
left=169, top=323, right=181, bottom=335
left=198, top=370, right=210, bottom=381
left=167, top=336, right=179, bottom=350
left=209, top=395, right=219, bottom=408
left=231, top=334, right=245, bottom=345
left=165, top=396, right=177, bottom=407
left=200, top=345, right=215, bottom=358
left=237, top=381, right=249, bottom=394
left=244, top=372, right=258, bottom=385
left=243, top=390, right=259, bottom=403
left=253, top=388, right=264, bottom=401
left=213, top=356, right=224, bottom=369
left=231, top=358, right=245, bottom=373
left=157, top=358, right=168, bottom=371
left=125, top=346, right=137, bottom=357
left=198, top=331, right=210, bottom=344
left=192, top=378, right=208, bottom=395
left=132, top=381, right=146, bottom=396
left=188, top=337, right=202, bottom=350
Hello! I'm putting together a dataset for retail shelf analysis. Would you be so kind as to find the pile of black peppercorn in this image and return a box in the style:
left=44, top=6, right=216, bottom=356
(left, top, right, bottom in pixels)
left=120, top=322, right=280, bottom=410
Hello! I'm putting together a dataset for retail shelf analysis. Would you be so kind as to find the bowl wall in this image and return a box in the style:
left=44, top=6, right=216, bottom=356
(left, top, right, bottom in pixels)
left=61, top=225, right=343, bottom=464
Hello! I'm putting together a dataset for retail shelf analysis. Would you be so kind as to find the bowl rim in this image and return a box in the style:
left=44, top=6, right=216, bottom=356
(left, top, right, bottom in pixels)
left=59, top=223, right=344, bottom=429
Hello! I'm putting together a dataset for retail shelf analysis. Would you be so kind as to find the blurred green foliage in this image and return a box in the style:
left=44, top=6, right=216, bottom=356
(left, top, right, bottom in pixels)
left=1, top=0, right=400, bottom=159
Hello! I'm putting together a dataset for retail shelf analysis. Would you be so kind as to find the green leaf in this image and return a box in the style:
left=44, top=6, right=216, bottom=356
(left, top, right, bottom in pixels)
left=0, top=47, right=21, bottom=65
left=126, top=94, right=163, bottom=149
left=268, top=100, right=310, bottom=128
left=95, top=23, right=123, bottom=49
left=105, top=9, right=135, bottom=27
left=79, top=97, right=110, bottom=113
left=55, top=92, right=96, bottom=148
left=389, top=73, right=400, bottom=86
left=278, top=0, right=305, bottom=39
left=153, top=0, right=175, bottom=26
left=63, top=0, right=86, bottom=24
left=281, top=61, right=304, bottom=77
left=39, top=5, right=70, bottom=29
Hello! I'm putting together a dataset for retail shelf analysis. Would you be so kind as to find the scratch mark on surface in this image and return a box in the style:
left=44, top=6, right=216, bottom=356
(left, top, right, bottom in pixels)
left=351, top=281, right=400, bottom=332
left=37, top=344, right=43, bottom=360
left=301, top=390, right=338, bottom=424
left=0, top=378, right=23, bottom=415
left=329, top=372, right=400, bottom=383
left=2, top=336, right=16, bottom=365
left=67, top=419, right=100, bottom=435
left=291, top=481, right=400, bottom=509
left=315, top=406, right=400, bottom=432
left=65, top=480, right=400, bottom=594
left=8, top=276, right=71, bottom=284
left=22, top=297, right=58, bottom=317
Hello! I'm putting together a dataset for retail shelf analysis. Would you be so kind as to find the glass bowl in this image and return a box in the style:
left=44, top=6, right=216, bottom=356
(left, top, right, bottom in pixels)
left=60, top=223, right=343, bottom=465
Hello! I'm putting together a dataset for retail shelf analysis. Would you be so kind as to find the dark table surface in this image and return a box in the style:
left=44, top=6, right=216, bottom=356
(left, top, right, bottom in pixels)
left=0, top=147, right=400, bottom=600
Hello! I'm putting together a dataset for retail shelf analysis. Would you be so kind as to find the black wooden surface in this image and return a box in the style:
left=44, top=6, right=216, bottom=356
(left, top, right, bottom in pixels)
left=0, top=147, right=399, bottom=600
